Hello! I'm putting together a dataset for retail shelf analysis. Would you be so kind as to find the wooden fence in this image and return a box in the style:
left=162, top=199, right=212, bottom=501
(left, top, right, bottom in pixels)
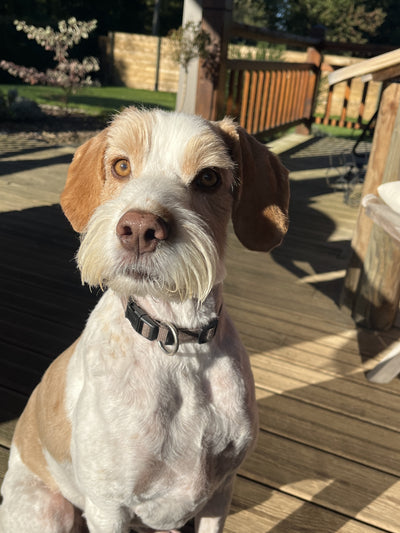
left=225, top=60, right=318, bottom=135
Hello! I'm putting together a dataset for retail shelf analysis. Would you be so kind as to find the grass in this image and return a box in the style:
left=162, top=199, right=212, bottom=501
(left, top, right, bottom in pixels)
left=312, top=123, right=373, bottom=141
left=0, top=84, right=177, bottom=116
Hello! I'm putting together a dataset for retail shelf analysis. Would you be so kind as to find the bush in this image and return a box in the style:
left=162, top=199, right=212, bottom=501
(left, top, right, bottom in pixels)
left=0, top=88, right=45, bottom=121
left=9, top=95, right=45, bottom=121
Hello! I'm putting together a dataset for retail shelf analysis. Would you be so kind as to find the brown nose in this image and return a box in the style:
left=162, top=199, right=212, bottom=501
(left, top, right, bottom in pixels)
left=116, top=210, right=169, bottom=254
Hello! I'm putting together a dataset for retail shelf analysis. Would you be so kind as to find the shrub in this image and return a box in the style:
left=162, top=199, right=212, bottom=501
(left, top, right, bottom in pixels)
left=0, top=88, right=45, bottom=121
left=9, top=95, right=45, bottom=121
left=169, top=21, right=211, bottom=74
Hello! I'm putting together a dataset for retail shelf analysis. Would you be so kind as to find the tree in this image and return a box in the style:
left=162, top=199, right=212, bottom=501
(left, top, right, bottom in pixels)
left=233, top=0, right=388, bottom=45
left=0, top=18, right=100, bottom=105
left=276, top=0, right=386, bottom=44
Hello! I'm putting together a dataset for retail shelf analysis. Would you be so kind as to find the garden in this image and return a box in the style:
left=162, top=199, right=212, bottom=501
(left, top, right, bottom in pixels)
left=0, top=18, right=177, bottom=144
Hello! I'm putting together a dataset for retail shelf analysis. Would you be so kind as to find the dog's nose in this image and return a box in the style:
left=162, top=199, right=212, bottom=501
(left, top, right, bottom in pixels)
left=116, top=210, right=169, bottom=254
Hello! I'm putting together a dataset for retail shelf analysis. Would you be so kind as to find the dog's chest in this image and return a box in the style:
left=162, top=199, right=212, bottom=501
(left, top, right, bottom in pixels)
left=67, top=317, right=253, bottom=516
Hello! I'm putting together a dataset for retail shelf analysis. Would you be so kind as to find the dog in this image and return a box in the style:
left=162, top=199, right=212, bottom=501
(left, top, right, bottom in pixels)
left=0, top=107, right=289, bottom=533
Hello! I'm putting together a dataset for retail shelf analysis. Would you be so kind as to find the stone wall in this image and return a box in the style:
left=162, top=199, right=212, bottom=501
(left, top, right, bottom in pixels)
left=101, top=32, right=179, bottom=92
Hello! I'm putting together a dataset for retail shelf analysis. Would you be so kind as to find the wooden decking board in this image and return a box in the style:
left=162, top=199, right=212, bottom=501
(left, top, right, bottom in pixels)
left=245, top=327, right=385, bottom=371
left=227, top=477, right=387, bottom=533
left=0, top=305, right=81, bottom=355
left=0, top=281, right=96, bottom=326
left=229, top=306, right=383, bottom=362
left=2, top=135, right=400, bottom=531
left=0, top=419, right=17, bottom=450
left=0, top=264, right=97, bottom=303
left=1, top=350, right=63, bottom=395
left=228, top=228, right=353, bottom=261
left=255, top=388, right=400, bottom=476
left=226, top=291, right=355, bottom=337
left=224, top=276, right=351, bottom=326
left=242, top=431, right=400, bottom=532
left=251, top=359, right=400, bottom=426
left=0, top=447, right=10, bottom=481
left=0, top=231, right=79, bottom=270
left=230, top=308, right=365, bottom=358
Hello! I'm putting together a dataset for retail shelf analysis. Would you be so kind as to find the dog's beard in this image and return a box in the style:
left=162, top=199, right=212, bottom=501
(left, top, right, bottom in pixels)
left=76, top=203, right=221, bottom=302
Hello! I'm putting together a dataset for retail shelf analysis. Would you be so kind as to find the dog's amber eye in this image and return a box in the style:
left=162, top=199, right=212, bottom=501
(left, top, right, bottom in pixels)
left=113, top=159, right=131, bottom=178
left=194, top=169, right=221, bottom=190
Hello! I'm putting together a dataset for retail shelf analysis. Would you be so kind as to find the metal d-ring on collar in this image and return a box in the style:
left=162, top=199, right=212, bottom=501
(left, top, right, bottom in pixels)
left=125, top=299, right=219, bottom=356
left=158, top=323, right=179, bottom=356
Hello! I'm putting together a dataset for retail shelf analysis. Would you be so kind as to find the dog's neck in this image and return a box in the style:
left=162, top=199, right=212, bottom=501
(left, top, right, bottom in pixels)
left=131, top=284, right=223, bottom=331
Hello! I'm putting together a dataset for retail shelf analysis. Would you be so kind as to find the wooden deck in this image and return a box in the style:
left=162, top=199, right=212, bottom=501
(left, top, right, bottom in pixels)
left=1, top=132, right=400, bottom=532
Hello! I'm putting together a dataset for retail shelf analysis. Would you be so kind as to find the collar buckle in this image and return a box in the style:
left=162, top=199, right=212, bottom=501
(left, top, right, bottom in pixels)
left=125, top=301, right=159, bottom=341
left=198, top=318, right=219, bottom=344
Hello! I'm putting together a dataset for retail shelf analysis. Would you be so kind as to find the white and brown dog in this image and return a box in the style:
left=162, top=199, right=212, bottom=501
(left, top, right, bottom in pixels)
left=0, top=107, right=289, bottom=533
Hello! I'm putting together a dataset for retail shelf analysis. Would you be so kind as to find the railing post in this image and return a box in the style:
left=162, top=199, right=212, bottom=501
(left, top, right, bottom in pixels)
left=195, top=0, right=233, bottom=120
left=341, top=83, right=400, bottom=329
left=296, top=25, right=324, bottom=135
left=176, top=0, right=203, bottom=114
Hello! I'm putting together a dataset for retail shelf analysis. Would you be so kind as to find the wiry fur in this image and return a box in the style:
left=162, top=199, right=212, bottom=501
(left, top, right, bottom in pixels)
left=0, top=107, right=289, bottom=533
left=78, top=186, right=220, bottom=303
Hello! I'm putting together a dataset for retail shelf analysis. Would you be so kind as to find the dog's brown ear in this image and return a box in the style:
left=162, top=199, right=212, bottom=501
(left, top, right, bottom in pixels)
left=219, top=121, right=289, bottom=252
left=60, top=129, right=108, bottom=232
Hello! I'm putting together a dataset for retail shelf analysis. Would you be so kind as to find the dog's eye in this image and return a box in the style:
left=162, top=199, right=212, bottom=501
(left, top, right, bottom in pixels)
left=194, top=169, right=221, bottom=190
left=113, top=159, right=131, bottom=178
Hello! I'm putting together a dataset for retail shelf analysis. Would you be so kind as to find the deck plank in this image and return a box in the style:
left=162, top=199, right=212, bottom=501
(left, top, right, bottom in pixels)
left=255, top=387, right=400, bottom=475
left=241, top=431, right=400, bottom=532
left=227, top=476, right=391, bottom=533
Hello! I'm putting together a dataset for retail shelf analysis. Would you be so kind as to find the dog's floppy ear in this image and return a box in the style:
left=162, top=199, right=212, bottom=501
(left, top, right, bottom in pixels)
left=60, top=129, right=108, bottom=232
left=218, top=120, right=289, bottom=252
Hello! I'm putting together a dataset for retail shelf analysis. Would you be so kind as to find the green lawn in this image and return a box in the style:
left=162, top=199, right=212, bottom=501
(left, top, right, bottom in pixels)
left=0, top=84, right=177, bottom=116
left=312, top=123, right=373, bottom=140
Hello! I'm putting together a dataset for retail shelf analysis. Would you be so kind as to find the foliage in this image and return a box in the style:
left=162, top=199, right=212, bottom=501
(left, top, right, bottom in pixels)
left=233, top=0, right=388, bottom=45
left=283, top=0, right=386, bottom=44
left=229, top=41, right=285, bottom=62
left=0, top=88, right=45, bottom=121
left=168, top=21, right=211, bottom=73
left=233, top=0, right=284, bottom=31
left=0, top=18, right=100, bottom=105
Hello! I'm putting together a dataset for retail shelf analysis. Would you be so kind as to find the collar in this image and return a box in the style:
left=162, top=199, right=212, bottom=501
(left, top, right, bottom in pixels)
left=125, top=299, right=219, bottom=356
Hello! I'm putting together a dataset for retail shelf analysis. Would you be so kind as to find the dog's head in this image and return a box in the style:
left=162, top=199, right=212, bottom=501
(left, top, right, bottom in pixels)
left=61, top=107, right=289, bottom=301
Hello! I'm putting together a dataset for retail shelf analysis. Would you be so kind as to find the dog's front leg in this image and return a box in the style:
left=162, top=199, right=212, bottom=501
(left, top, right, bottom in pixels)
left=83, top=499, right=129, bottom=533
left=194, top=474, right=235, bottom=533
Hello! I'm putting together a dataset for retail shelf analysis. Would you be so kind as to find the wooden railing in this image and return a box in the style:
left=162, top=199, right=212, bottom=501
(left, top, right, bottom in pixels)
left=194, top=3, right=396, bottom=137
left=314, top=76, right=383, bottom=130
left=314, top=50, right=400, bottom=131
left=224, top=59, right=318, bottom=136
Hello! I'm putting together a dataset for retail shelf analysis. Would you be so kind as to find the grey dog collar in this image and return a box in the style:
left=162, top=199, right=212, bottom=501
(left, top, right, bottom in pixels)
left=125, top=300, right=219, bottom=355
